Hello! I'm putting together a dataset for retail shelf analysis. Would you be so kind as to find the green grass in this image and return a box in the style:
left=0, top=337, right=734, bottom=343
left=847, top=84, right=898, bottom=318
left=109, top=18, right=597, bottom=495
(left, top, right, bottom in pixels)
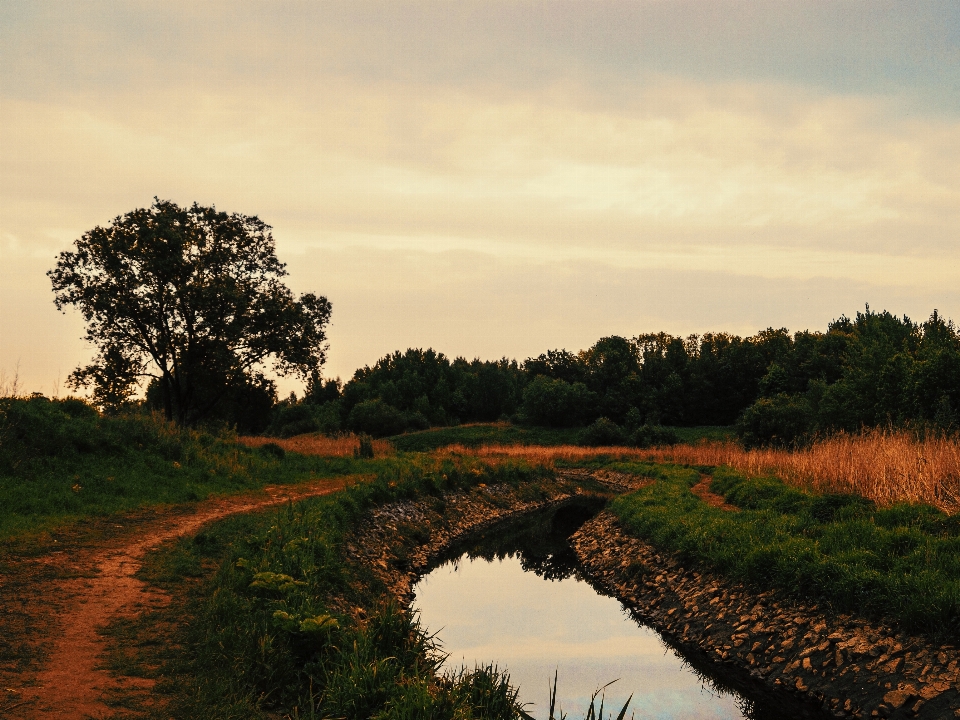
left=609, top=461, right=960, bottom=637
left=388, top=423, right=584, bottom=451
left=135, top=454, right=554, bottom=718
left=0, top=395, right=369, bottom=540
left=669, top=425, right=735, bottom=443
left=387, top=421, right=730, bottom=452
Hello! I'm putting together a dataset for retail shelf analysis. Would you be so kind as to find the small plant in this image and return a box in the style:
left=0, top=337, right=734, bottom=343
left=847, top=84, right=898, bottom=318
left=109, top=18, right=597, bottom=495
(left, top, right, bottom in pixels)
left=354, top=433, right=375, bottom=458
left=546, top=671, right=633, bottom=720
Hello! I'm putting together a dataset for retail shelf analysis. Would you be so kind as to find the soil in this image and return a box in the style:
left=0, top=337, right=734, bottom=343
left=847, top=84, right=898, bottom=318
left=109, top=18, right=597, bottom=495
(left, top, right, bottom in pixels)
left=0, top=478, right=347, bottom=720
left=690, top=474, right=740, bottom=511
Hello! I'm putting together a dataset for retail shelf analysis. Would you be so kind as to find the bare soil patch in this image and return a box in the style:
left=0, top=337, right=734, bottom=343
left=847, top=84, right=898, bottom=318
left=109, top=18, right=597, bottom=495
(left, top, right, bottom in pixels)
left=691, top=474, right=739, bottom=511
left=0, top=478, right=347, bottom=720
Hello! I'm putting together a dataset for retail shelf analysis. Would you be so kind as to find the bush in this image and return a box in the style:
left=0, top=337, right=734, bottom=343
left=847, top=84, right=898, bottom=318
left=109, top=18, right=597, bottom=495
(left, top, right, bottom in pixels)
left=736, top=392, right=815, bottom=448
left=347, top=399, right=408, bottom=438
left=629, top=424, right=681, bottom=448
left=578, top=417, right=626, bottom=446
left=269, top=404, right=320, bottom=438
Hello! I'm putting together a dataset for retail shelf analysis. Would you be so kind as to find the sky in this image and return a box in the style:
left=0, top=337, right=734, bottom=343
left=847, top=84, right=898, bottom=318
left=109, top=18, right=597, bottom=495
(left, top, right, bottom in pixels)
left=2, top=1, right=960, bottom=396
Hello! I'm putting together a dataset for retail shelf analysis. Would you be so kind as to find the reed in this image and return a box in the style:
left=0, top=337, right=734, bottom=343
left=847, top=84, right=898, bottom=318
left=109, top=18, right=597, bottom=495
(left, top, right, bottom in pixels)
left=446, top=430, right=960, bottom=513
left=240, top=432, right=393, bottom=458
left=635, top=430, right=960, bottom=514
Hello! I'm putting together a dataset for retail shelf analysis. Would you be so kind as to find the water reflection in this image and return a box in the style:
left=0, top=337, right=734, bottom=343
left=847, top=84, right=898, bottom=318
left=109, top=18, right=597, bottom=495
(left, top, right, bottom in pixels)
left=413, top=502, right=810, bottom=719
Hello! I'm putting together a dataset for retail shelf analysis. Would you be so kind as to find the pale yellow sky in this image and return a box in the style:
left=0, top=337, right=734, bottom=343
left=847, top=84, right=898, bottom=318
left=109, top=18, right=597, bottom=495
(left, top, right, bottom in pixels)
left=2, top=2, right=960, bottom=395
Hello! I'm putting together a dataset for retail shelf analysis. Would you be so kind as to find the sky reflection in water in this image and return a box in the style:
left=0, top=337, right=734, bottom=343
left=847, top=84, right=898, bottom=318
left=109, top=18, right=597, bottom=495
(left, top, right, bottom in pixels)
left=414, top=552, right=748, bottom=719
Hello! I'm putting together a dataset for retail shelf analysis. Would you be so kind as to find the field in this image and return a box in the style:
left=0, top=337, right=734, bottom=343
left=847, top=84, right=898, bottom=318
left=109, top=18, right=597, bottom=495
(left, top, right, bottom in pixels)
left=7, top=397, right=960, bottom=717
left=431, top=426, right=960, bottom=514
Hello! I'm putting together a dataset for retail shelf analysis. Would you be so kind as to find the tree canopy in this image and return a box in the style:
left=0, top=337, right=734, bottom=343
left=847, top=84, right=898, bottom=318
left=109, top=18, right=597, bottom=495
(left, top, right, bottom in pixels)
left=49, top=199, right=331, bottom=427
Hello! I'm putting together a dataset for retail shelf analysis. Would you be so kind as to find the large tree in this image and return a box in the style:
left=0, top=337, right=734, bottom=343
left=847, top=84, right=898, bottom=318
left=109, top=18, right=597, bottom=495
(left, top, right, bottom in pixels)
left=49, top=199, right=331, bottom=425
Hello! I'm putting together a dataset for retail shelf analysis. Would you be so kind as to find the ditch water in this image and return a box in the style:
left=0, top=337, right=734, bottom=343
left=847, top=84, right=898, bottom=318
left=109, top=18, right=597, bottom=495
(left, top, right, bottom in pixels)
left=413, top=500, right=819, bottom=720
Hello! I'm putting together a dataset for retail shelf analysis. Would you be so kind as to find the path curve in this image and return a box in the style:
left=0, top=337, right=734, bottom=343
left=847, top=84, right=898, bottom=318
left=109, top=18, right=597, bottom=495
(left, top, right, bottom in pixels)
left=2, top=478, right=348, bottom=720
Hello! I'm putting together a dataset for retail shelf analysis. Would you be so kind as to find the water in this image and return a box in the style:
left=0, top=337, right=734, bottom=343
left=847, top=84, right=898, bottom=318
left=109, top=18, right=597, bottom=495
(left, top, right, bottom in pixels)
left=413, top=502, right=810, bottom=719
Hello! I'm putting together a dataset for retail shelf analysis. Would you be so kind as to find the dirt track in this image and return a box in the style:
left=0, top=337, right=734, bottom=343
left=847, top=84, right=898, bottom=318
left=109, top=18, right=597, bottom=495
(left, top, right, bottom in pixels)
left=0, top=478, right=347, bottom=719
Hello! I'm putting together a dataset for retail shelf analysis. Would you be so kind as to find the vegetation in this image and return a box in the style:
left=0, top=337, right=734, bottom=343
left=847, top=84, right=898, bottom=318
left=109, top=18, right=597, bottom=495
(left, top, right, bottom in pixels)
left=141, top=455, right=555, bottom=718
left=608, top=462, right=960, bottom=637
left=0, top=394, right=351, bottom=539
left=270, top=305, right=960, bottom=449
left=388, top=423, right=583, bottom=452
left=49, top=198, right=331, bottom=430
left=623, top=429, right=960, bottom=513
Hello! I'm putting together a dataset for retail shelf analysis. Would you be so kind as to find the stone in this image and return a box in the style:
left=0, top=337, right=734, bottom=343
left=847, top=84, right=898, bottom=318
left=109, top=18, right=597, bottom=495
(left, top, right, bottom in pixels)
left=882, top=689, right=910, bottom=709
left=882, top=657, right=903, bottom=674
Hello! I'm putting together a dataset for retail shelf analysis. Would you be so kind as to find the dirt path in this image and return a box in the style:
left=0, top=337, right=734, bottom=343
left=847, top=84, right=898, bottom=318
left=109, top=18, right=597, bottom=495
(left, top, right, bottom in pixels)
left=690, top=474, right=739, bottom=511
left=0, top=478, right=348, bottom=720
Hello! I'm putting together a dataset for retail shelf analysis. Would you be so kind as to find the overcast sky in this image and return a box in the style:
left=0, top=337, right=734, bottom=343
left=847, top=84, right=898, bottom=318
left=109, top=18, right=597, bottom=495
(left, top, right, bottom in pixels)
left=3, top=1, right=960, bottom=395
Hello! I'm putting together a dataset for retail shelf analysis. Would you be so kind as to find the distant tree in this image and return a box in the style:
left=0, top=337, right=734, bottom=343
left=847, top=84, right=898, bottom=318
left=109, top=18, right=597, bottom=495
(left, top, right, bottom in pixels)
left=49, top=199, right=331, bottom=425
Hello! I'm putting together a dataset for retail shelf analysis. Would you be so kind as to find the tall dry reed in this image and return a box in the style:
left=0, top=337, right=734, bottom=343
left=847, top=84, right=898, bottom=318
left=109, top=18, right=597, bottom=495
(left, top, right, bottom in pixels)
left=642, top=430, right=960, bottom=513
left=447, top=430, right=960, bottom=513
left=240, top=433, right=393, bottom=458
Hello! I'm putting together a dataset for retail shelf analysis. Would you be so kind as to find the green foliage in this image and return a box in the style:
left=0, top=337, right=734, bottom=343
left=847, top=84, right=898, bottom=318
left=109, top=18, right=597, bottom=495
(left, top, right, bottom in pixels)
left=629, top=424, right=681, bottom=448
left=735, top=392, right=815, bottom=448
left=354, top=434, right=375, bottom=459
left=387, top=423, right=584, bottom=451
left=49, top=198, right=331, bottom=427
left=342, top=349, right=525, bottom=429
left=578, top=418, right=626, bottom=446
left=611, top=464, right=960, bottom=636
left=163, top=456, right=548, bottom=717
left=519, top=376, right=597, bottom=427
left=736, top=307, right=960, bottom=444
left=0, top=395, right=356, bottom=538
left=347, top=398, right=427, bottom=438
left=267, top=401, right=346, bottom=439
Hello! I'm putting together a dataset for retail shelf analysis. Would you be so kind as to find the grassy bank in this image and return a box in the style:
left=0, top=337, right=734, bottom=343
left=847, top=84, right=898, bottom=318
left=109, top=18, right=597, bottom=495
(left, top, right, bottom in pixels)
left=0, top=396, right=363, bottom=540
left=622, top=429, right=960, bottom=513
left=607, top=461, right=960, bottom=637
left=133, top=454, right=562, bottom=718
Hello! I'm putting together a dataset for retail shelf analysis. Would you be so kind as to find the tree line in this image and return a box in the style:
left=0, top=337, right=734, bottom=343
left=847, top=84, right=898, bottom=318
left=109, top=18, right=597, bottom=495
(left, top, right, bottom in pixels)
left=49, top=200, right=960, bottom=447
left=269, top=306, right=960, bottom=446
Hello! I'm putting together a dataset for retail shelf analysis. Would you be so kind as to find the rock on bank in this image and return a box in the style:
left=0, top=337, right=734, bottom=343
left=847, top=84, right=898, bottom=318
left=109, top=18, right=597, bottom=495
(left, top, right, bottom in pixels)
left=571, top=512, right=960, bottom=720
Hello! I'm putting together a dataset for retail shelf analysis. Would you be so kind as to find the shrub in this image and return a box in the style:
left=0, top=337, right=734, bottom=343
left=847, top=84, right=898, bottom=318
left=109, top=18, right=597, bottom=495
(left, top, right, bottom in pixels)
left=736, top=392, right=815, bottom=448
left=269, top=404, right=320, bottom=438
left=578, top=417, right=626, bottom=446
left=630, top=424, right=681, bottom=448
left=347, top=399, right=408, bottom=438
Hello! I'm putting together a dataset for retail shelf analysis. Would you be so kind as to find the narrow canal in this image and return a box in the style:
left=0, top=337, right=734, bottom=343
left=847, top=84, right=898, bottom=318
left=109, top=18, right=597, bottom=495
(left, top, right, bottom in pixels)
left=413, top=500, right=819, bottom=719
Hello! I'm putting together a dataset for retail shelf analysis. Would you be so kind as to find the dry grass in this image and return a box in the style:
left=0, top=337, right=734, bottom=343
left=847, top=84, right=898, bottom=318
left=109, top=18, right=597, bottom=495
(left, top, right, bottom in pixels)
left=444, top=431, right=960, bottom=513
left=440, top=443, right=641, bottom=463
left=239, top=433, right=394, bottom=458
left=637, top=430, right=960, bottom=513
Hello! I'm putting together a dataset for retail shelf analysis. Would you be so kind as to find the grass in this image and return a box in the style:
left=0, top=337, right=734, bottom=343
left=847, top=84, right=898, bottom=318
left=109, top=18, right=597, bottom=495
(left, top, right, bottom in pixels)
left=0, top=395, right=374, bottom=540
left=625, top=428, right=960, bottom=513
left=608, top=461, right=960, bottom=637
left=387, top=422, right=730, bottom=452
left=387, top=423, right=584, bottom=451
left=240, top=432, right=394, bottom=458
left=131, top=454, right=558, bottom=718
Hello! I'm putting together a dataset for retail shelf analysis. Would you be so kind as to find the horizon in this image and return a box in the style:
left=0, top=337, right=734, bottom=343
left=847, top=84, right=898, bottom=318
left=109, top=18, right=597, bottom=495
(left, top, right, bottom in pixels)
left=3, top=2, right=960, bottom=397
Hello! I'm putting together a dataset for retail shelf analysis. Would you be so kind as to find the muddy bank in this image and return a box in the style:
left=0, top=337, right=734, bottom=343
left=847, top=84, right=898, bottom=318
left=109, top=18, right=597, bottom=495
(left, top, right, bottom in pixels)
left=571, top=512, right=960, bottom=720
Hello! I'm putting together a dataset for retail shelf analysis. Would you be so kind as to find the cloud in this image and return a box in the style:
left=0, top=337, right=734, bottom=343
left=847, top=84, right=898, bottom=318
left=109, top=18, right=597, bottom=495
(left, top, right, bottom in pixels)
left=2, top=2, right=959, bottom=393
